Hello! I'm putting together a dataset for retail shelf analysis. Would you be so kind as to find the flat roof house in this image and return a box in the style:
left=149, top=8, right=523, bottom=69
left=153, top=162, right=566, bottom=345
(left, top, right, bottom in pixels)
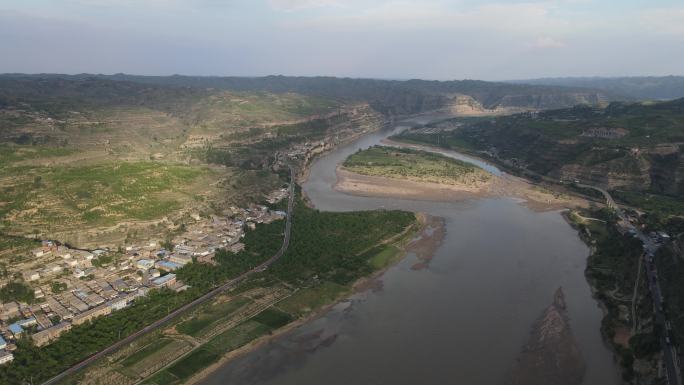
left=0, top=351, right=13, bottom=365
left=151, top=274, right=176, bottom=288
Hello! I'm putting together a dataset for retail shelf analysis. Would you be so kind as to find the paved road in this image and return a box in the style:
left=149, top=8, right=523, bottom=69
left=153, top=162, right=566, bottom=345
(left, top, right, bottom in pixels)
left=41, top=166, right=296, bottom=385
left=576, top=183, right=680, bottom=385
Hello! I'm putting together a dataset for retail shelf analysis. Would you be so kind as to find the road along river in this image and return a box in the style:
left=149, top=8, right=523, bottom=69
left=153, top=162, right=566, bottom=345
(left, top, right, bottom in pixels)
left=200, top=116, right=620, bottom=385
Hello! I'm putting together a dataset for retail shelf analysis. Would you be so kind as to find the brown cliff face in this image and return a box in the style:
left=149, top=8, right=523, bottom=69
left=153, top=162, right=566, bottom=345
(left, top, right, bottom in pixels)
left=556, top=155, right=653, bottom=191
left=506, top=288, right=586, bottom=385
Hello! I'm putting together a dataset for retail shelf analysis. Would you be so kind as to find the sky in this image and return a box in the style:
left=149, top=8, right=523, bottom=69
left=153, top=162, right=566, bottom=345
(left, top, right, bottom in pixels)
left=0, top=0, right=683, bottom=80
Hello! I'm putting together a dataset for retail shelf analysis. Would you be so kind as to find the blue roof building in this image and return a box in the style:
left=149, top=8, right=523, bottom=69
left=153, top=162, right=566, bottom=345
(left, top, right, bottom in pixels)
left=8, top=323, right=23, bottom=337
left=155, top=260, right=182, bottom=271
left=152, top=273, right=177, bottom=288
left=0, top=335, right=6, bottom=349
left=16, top=317, right=36, bottom=328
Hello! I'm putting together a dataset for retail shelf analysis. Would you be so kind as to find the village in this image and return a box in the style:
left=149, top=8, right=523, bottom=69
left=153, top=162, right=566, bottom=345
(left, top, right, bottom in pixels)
left=0, top=191, right=288, bottom=365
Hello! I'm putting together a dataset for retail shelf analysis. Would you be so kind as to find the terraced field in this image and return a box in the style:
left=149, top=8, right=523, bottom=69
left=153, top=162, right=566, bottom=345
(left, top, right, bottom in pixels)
left=0, top=155, right=220, bottom=232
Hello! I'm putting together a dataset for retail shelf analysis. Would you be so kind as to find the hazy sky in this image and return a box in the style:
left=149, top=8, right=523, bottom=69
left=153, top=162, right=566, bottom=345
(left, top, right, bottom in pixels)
left=1, top=0, right=683, bottom=80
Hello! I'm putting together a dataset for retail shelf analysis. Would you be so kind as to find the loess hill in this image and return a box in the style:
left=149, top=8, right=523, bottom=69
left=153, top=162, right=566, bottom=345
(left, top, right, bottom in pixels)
left=396, top=98, right=684, bottom=204
left=0, top=76, right=357, bottom=249
left=0, top=74, right=624, bottom=248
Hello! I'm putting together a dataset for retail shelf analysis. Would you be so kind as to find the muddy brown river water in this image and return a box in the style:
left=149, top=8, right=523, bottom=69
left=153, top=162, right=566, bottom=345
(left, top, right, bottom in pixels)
left=200, top=116, right=620, bottom=385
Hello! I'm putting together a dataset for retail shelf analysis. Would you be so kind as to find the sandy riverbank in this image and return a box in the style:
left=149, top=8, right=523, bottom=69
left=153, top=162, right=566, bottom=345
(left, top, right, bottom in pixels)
left=336, top=166, right=586, bottom=212
left=335, top=141, right=588, bottom=212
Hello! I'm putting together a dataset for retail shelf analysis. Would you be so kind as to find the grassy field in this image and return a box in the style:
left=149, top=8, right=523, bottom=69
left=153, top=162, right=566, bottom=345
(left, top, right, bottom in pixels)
left=343, top=146, right=490, bottom=185
left=192, top=91, right=337, bottom=131
left=0, top=233, right=37, bottom=258
left=176, top=297, right=251, bottom=337
left=368, top=245, right=402, bottom=270
left=276, top=281, right=348, bottom=317
left=0, top=78, right=347, bottom=246
left=251, top=307, right=292, bottom=329
left=0, top=144, right=77, bottom=164
left=119, top=338, right=175, bottom=368
left=0, top=159, right=218, bottom=234
left=144, top=320, right=275, bottom=385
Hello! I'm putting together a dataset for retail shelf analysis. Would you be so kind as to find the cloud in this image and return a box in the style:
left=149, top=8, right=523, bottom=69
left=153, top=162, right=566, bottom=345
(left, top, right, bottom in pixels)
left=282, top=1, right=574, bottom=35
left=529, top=37, right=566, bottom=49
left=638, top=7, right=684, bottom=36
left=269, top=0, right=341, bottom=11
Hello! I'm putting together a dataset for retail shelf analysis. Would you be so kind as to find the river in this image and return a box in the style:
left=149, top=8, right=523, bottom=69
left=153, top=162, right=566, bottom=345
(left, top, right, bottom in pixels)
left=200, top=116, right=620, bottom=385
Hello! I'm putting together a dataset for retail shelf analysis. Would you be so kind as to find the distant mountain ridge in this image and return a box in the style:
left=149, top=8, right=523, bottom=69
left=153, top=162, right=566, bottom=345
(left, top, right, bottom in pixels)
left=0, top=73, right=618, bottom=115
left=512, top=76, right=684, bottom=101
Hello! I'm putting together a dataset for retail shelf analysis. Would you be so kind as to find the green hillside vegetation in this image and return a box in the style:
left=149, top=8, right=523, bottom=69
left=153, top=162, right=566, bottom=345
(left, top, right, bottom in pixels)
left=0, top=77, right=351, bottom=243
left=343, top=145, right=490, bottom=185
left=0, top=74, right=624, bottom=119
left=21, top=73, right=612, bottom=112
left=516, top=76, right=684, bottom=100
left=393, top=99, right=684, bottom=198
left=0, top=81, right=338, bottom=153
left=568, top=208, right=658, bottom=381
left=0, top=158, right=215, bottom=232
left=409, top=98, right=684, bottom=149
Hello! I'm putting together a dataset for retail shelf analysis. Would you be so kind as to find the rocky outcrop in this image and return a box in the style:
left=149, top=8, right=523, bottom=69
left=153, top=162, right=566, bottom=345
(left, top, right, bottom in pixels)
left=506, top=288, right=585, bottom=385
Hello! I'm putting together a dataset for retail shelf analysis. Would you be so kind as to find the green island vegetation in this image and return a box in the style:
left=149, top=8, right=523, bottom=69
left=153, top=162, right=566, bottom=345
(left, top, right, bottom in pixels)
left=342, top=146, right=490, bottom=185
left=0, top=189, right=416, bottom=384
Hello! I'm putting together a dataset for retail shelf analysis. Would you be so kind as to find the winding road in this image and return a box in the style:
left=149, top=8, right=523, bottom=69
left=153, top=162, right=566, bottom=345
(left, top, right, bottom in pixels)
left=41, top=165, right=296, bottom=385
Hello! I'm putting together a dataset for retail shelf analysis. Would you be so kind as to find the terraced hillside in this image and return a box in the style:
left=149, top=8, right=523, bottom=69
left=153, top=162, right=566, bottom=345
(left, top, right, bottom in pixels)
left=0, top=77, right=378, bottom=248
left=2, top=74, right=616, bottom=117
left=0, top=74, right=626, bottom=247
left=395, top=99, right=684, bottom=199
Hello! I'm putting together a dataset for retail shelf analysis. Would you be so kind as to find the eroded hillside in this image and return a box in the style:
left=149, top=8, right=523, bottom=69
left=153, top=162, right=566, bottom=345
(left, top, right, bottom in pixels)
left=396, top=99, right=684, bottom=197
left=0, top=77, right=381, bottom=248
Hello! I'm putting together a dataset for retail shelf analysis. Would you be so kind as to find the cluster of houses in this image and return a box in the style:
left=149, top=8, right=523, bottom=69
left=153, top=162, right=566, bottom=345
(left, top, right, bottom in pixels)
left=286, top=140, right=332, bottom=162
left=0, top=194, right=288, bottom=364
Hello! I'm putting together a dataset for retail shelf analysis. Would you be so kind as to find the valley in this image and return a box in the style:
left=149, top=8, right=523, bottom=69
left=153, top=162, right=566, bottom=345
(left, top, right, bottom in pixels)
left=0, top=74, right=682, bottom=385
